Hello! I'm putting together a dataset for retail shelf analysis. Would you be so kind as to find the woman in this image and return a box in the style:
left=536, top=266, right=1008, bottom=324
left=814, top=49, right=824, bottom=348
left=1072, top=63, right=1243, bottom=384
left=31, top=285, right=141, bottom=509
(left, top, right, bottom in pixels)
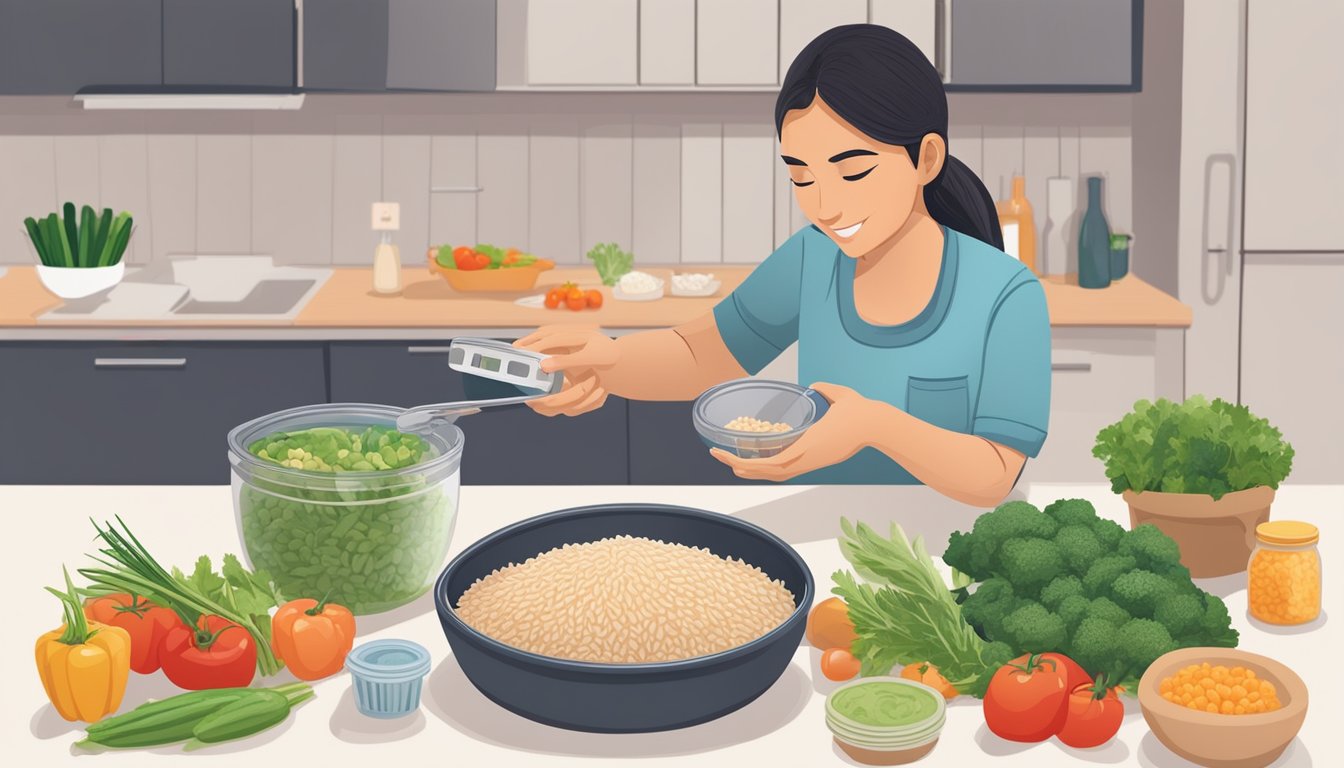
left=517, top=25, right=1050, bottom=507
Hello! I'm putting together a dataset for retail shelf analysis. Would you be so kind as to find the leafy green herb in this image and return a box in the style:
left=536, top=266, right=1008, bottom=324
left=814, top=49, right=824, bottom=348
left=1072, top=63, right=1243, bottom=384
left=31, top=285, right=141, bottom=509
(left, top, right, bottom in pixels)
left=171, top=555, right=283, bottom=652
left=831, top=518, right=1014, bottom=697
left=586, top=242, right=634, bottom=286
left=1093, top=396, right=1294, bottom=500
left=474, top=243, right=506, bottom=265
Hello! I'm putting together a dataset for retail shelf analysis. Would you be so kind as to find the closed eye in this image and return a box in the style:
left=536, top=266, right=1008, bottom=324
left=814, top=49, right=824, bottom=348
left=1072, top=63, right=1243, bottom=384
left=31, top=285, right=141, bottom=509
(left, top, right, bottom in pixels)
left=843, top=166, right=876, bottom=182
left=790, top=179, right=814, bottom=187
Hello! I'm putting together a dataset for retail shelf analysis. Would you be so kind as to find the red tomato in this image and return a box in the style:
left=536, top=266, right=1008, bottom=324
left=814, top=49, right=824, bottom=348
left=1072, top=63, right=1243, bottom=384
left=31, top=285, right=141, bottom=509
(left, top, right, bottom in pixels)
left=566, top=293, right=587, bottom=311
left=820, top=648, right=861, bottom=681
left=159, top=615, right=257, bottom=690
left=475, top=253, right=491, bottom=269
left=453, top=246, right=480, bottom=270
left=544, top=292, right=561, bottom=309
left=1041, top=652, right=1092, bottom=693
left=585, top=289, right=603, bottom=309
left=1057, top=680, right=1124, bottom=749
left=84, top=594, right=184, bottom=674
left=983, top=653, right=1071, bottom=743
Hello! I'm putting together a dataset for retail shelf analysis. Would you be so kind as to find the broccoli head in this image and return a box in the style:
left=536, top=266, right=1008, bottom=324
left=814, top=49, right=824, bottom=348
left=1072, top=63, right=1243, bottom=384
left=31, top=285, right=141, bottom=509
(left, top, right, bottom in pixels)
left=1057, top=595, right=1092, bottom=632
left=999, top=538, right=1065, bottom=595
left=1090, top=518, right=1126, bottom=550
left=1082, top=555, right=1138, bottom=596
left=1042, top=498, right=1099, bottom=527
left=999, top=603, right=1068, bottom=653
left=1154, top=593, right=1204, bottom=637
left=943, top=501, right=1058, bottom=579
left=960, top=577, right=1019, bottom=640
left=1116, top=618, right=1177, bottom=675
left=1054, top=525, right=1105, bottom=577
left=1087, top=597, right=1132, bottom=628
left=1199, top=595, right=1240, bottom=647
left=1040, top=575, right=1085, bottom=610
left=1120, top=524, right=1185, bottom=571
left=1109, top=570, right=1178, bottom=618
left=1069, top=618, right=1121, bottom=679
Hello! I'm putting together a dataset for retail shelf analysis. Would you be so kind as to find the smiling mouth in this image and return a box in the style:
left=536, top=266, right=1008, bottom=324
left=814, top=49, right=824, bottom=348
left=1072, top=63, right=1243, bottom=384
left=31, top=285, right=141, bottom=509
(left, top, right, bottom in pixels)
left=832, top=220, right=865, bottom=239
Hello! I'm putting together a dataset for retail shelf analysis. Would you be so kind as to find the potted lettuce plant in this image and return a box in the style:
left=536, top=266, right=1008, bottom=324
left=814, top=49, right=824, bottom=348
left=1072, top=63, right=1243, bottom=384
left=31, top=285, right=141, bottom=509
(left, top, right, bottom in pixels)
left=1093, top=396, right=1295, bottom=578
left=24, top=203, right=133, bottom=299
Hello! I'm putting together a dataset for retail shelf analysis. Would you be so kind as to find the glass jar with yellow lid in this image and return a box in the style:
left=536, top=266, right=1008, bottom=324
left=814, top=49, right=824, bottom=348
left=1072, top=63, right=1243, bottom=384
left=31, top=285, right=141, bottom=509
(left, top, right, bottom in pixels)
left=1247, top=521, right=1321, bottom=625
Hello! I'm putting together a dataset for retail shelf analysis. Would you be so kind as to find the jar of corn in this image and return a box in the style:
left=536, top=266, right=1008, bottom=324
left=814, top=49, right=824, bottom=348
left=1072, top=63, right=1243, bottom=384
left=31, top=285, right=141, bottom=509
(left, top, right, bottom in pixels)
left=1247, top=521, right=1321, bottom=625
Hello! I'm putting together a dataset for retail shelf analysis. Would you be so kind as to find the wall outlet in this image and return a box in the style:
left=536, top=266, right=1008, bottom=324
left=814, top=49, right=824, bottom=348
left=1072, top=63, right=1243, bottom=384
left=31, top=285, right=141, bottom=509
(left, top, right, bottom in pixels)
left=371, top=202, right=401, bottom=231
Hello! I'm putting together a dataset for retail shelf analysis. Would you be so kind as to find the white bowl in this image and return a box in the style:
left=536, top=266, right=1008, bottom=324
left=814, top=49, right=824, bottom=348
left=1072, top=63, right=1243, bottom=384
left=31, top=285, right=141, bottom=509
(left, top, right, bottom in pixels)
left=613, top=277, right=665, bottom=302
left=36, top=263, right=125, bottom=299
left=670, top=278, right=722, bottom=297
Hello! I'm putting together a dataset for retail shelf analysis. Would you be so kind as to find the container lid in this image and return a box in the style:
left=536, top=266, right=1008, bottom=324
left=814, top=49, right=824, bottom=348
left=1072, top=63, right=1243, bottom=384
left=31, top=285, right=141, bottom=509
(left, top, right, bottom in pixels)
left=344, top=639, right=432, bottom=682
left=1256, top=520, right=1319, bottom=546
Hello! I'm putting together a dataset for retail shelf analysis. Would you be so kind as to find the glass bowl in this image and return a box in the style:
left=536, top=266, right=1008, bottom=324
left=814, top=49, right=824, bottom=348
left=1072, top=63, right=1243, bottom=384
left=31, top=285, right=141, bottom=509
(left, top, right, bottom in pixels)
left=692, top=379, right=829, bottom=458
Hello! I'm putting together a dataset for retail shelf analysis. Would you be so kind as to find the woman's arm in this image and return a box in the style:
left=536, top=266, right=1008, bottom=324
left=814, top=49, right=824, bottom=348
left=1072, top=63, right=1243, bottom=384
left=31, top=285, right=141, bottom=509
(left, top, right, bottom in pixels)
left=712, top=383, right=1026, bottom=508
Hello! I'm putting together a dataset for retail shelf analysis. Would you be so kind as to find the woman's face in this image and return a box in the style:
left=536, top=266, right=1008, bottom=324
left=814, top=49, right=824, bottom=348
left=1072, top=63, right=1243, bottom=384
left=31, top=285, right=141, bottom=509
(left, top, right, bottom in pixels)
left=780, top=96, right=944, bottom=257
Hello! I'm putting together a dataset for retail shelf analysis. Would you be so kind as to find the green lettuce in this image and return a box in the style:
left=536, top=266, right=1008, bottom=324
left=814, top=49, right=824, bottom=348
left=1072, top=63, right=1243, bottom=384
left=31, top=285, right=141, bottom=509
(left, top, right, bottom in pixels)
left=586, top=242, right=634, bottom=286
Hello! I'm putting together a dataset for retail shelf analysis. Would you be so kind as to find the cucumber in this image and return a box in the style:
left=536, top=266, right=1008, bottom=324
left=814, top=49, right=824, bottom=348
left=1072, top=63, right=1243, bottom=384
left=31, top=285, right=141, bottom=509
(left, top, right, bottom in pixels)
left=23, top=217, right=48, bottom=266
left=61, top=202, right=79, bottom=266
left=99, top=212, right=131, bottom=267
left=90, top=208, right=113, bottom=267
left=189, top=690, right=292, bottom=745
left=78, top=205, right=96, bottom=267
left=81, top=691, right=254, bottom=748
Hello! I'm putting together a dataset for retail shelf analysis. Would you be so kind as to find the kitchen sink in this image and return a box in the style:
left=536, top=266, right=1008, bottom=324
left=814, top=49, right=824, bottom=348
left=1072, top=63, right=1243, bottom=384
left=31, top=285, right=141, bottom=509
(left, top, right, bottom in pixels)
left=172, top=279, right=316, bottom=315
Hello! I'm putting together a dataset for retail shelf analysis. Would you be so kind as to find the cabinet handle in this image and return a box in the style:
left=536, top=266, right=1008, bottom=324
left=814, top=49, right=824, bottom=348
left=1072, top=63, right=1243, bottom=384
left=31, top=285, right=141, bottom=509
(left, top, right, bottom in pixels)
left=430, top=186, right=484, bottom=194
left=1052, top=362, right=1092, bottom=373
left=94, top=358, right=187, bottom=369
left=406, top=346, right=454, bottom=355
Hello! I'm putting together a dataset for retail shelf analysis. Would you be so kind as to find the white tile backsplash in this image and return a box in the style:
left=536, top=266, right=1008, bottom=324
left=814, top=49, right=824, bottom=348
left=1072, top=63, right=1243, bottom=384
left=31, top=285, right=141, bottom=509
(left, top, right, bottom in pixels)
left=0, top=94, right=1135, bottom=270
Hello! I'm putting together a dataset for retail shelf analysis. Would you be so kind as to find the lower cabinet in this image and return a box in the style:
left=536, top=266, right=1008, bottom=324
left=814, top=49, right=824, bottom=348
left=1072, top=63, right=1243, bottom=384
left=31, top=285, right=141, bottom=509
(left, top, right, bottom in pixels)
left=328, top=342, right=629, bottom=485
left=0, top=342, right=326, bottom=484
left=628, top=401, right=758, bottom=485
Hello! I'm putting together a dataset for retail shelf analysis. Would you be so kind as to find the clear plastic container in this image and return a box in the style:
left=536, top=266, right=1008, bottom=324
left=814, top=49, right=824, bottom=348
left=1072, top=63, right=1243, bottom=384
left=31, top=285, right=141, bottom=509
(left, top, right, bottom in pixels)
left=345, top=639, right=432, bottom=719
left=1248, top=521, right=1321, bottom=626
left=228, top=403, right=463, bottom=615
left=693, top=379, right=829, bottom=458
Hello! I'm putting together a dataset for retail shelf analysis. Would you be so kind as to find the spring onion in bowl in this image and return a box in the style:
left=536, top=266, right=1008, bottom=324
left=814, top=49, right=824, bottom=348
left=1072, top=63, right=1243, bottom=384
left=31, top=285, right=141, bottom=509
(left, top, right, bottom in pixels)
left=24, top=203, right=133, bottom=268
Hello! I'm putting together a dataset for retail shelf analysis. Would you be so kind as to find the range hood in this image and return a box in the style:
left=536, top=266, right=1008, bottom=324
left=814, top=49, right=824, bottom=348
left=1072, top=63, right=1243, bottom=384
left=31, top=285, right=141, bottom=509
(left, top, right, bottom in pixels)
left=74, top=85, right=305, bottom=111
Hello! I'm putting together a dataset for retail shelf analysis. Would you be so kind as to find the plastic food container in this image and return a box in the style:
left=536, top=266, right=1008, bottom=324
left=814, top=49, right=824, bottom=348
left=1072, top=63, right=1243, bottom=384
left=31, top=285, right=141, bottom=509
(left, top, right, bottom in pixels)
left=345, top=639, right=433, bottom=719
left=229, top=403, right=463, bottom=615
left=1248, top=521, right=1321, bottom=625
left=825, top=678, right=947, bottom=765
left=693, top=379, right=830, bottom=458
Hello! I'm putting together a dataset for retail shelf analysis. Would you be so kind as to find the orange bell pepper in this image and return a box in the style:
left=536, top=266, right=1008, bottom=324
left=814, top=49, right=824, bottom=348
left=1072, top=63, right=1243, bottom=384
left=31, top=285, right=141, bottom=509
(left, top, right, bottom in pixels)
left=271, top=597, right=356, bottom=681
left=35, top=568, right=131, bottom=723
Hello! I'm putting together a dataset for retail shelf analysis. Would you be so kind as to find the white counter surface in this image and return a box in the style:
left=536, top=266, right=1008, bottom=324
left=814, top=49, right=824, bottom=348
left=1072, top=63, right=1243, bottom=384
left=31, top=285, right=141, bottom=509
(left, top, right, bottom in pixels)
left=3, top=483, right=1340, bottom=767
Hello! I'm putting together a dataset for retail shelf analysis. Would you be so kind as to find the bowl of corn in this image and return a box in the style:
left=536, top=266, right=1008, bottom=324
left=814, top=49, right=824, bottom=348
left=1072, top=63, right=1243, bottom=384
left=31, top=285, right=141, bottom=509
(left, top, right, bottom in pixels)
left=692, top=379, right=829, bottom=459
left=1138, top=647, right=1308, bottom=768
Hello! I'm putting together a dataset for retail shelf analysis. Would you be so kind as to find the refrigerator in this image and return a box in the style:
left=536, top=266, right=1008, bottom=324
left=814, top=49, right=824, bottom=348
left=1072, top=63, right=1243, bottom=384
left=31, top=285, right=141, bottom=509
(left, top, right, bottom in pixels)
left=1178, top=0, right=1344, bottom=483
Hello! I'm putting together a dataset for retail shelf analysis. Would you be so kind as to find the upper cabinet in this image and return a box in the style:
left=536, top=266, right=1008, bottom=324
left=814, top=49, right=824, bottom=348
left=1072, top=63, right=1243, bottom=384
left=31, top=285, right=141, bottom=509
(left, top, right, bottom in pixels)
left=0, top=0, right=162, bottom=94
left=163, top=0, right=296, bottom=88
left=305, top=0, right=496, bottom=92
left=869, top=0, right=939, bottom=75
left=947, top=0, right=1142, bottom=91
left=639, top=0, right=695, bottom=85
left=778, top=0, right=867, bottom=81
left=697, top=0, right=778, bottom=86
left=527, top=0, right=637, bottom=85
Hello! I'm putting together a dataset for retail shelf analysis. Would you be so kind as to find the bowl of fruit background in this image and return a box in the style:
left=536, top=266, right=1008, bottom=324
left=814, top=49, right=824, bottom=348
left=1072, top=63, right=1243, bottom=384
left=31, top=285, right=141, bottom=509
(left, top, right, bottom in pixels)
left=428, top=243, right=554, bottom=292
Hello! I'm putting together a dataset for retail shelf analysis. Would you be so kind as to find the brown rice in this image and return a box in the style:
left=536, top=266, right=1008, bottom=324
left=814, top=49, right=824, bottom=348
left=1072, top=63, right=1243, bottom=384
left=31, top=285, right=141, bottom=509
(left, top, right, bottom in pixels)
left=454, top=535, right=796, bottom=663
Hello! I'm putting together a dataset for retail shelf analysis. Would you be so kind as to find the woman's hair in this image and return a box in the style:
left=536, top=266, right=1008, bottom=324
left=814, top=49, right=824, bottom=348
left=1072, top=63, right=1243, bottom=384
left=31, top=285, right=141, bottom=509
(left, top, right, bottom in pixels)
left=776, top=24, right=1003, bottom=250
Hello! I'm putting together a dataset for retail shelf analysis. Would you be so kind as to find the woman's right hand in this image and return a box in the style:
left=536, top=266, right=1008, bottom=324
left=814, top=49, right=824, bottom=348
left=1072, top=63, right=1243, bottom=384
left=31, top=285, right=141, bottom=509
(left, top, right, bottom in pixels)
left=514, top=326, right=621, bottom=417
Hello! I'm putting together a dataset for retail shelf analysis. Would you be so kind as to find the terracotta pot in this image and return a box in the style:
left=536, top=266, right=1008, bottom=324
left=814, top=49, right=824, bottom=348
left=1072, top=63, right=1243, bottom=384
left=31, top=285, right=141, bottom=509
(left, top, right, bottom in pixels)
left=1122, top=487, right=1275, bottom=578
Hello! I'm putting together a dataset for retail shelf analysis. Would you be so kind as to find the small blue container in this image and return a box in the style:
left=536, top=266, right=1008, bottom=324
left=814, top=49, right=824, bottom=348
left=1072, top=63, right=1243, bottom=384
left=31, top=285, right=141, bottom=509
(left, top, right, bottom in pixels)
left=344, top=639, right=433, bottom=719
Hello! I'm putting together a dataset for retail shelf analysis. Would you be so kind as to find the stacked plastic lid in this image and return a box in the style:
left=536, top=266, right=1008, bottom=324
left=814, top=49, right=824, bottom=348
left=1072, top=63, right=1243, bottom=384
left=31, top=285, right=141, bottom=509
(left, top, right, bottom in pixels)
left=824, top=677, right=946, bottom=761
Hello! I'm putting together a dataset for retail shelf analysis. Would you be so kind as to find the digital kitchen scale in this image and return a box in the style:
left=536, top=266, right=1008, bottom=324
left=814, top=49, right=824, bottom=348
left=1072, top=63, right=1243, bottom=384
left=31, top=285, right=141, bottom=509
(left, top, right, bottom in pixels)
left=395, top=338, right=563, bottom=433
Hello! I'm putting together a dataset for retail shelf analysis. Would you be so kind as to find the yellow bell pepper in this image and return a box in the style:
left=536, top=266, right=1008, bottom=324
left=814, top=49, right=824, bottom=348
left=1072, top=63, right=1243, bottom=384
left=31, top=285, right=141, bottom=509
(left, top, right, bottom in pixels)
left=35, top=568, right=131, bottom=723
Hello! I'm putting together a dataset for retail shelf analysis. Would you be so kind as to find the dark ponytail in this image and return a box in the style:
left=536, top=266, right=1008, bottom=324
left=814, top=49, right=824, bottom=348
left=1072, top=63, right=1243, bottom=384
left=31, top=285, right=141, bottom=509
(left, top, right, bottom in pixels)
left=775, top=24, right=1003, bottom=251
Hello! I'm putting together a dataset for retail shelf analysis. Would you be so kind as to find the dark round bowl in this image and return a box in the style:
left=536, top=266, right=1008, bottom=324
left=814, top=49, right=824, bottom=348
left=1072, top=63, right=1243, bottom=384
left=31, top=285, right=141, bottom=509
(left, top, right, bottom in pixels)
left=433, top=503, right=814, bottom=733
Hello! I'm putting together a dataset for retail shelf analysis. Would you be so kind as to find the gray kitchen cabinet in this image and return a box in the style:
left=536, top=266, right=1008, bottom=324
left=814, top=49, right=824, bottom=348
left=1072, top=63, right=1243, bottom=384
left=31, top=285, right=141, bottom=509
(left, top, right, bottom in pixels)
left=697, top=0, right=779, bottom=86
left=328, top=342, right=630, bottom=484
left=628, top=401, right=760, bottom=485
left=304, top=0, right=495, bottom=92
left=948, top=0, right=1142, bottom=91
left=640, top=0, right=695, bottom=85
left=1239, top=257, right=1344, bottom=484
left=527, top=0, right=636, bottom=85
left=778, top=0, right=867, bottom=81
left=0, top=342, right=326, bottom=485
left=869, top=0, right=939, bottom=73
left=1242, top=0, right=1344, bottom=252
left=163, top=0, right=296, bottom=87
left=0, top=0, right=162, bottom=94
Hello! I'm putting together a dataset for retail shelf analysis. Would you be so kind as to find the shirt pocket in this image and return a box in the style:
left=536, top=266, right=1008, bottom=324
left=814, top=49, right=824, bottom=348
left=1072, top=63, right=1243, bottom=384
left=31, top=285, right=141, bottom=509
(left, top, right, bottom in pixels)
left=906, top=376, right=971, bottom=433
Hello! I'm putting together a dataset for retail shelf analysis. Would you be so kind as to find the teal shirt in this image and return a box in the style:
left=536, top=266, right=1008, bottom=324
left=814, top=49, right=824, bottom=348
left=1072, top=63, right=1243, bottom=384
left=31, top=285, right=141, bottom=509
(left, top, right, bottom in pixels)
left=712, top=226, right=1051, bottom=484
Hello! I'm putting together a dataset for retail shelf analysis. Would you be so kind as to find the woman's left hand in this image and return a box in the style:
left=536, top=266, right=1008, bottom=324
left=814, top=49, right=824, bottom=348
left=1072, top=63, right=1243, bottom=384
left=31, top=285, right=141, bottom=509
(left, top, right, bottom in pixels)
left=710, top=382, right=878, bottom=482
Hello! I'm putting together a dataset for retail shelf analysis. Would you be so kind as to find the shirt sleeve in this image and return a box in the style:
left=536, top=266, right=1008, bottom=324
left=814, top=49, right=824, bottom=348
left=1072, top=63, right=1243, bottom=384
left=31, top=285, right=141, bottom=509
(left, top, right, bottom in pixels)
left=711, top=229, right=806, bottom=375
left=973, top=275, right=1052, bottom=458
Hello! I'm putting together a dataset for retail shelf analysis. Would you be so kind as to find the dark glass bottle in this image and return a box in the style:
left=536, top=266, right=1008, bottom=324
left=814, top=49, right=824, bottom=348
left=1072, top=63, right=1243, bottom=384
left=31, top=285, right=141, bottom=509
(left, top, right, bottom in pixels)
left=1078, top=176, right=1112, bottom=289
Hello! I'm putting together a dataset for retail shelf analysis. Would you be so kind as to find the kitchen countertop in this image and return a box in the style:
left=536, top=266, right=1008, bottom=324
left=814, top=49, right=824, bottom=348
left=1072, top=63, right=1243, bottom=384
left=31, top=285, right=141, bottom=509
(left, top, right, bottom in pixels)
left=3, top=482, right=1337, bottom=767
left=0, top=265, right=1191, bottom=340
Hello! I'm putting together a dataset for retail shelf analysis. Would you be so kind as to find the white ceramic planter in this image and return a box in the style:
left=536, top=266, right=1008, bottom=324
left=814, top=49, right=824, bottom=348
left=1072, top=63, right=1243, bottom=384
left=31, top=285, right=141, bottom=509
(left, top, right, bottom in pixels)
left=36, top=262, right=125, bottom=299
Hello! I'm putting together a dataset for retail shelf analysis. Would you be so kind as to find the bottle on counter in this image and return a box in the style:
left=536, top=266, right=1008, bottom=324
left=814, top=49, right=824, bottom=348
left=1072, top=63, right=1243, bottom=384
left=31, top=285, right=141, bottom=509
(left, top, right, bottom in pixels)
left=1248, top=521, right=1321, bottom=626
left=1078, top=176, right=1112, bottom=289
left=371, top=202, right=402, bottom=295
left=997, top=176, right=1037, bottom=274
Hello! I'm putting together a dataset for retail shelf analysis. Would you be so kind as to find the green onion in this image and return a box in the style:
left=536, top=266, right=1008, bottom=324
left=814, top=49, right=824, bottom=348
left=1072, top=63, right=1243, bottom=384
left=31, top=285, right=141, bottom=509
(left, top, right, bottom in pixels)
left=21, top=204, right=133, bottom=269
